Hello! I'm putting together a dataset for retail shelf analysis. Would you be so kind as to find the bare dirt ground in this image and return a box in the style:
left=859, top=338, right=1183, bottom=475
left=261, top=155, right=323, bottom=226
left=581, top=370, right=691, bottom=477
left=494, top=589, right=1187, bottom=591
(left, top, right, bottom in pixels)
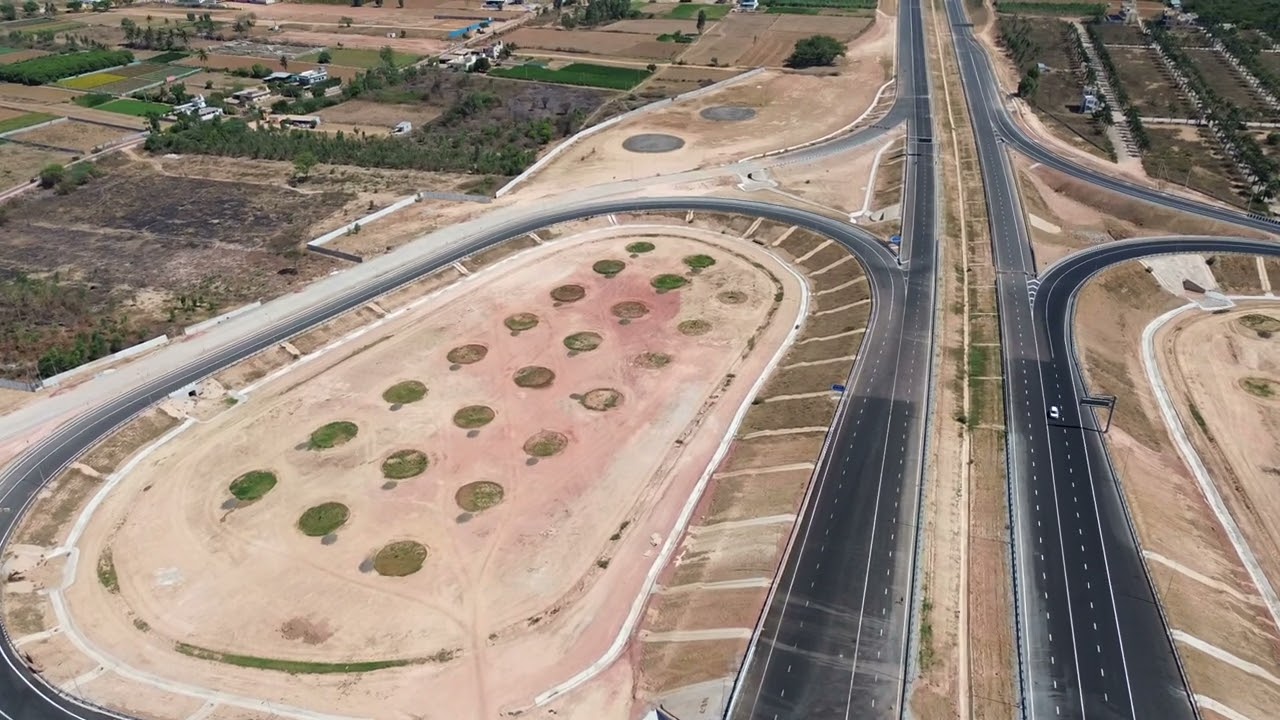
left=9, top=120, right=133, bottom=153
left=313, top=99, right=443, bottom=131
left=767, top=130, right=902, bottom=219
left=516, top=17, right=895, bottom=199
left=1075, top=263, right=1280, bottom=720
left=681, top=12, right=876, bottom=67
left=1012, top=155, right=1278, bottom=273
left=13, top=223, right=802, bottom=720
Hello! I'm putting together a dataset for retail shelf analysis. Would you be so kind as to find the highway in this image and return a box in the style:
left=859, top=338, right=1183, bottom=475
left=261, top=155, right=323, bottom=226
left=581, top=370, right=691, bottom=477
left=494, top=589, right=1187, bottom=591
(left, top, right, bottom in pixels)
left=941, top=0, right=1276, bottom=716
left=0, top=197, right=904, bottom=720
left=727, top=0, right=938, bottom=717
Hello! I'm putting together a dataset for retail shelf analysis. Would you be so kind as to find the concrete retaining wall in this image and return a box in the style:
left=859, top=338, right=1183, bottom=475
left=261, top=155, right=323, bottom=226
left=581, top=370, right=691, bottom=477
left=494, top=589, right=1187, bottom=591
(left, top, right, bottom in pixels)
left=41, top=335, right=170, bottom=389
left=183, top=301, right=262, bottom=336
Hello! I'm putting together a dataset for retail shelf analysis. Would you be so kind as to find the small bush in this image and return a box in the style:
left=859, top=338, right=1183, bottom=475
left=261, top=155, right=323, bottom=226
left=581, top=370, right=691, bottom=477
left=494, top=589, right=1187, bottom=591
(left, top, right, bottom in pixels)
left=297, top=502, right=350, bottom=536
left=309, top=421, right=359, bottom=449
left=229, top=470, right=278, bottom=501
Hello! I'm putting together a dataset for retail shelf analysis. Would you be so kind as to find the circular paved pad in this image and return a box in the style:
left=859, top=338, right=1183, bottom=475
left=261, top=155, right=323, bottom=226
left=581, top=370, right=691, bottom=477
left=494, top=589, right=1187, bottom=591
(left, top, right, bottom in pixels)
left=700, top=105, right=757, bottom=122
left=622, top=133, right=686, bottom=153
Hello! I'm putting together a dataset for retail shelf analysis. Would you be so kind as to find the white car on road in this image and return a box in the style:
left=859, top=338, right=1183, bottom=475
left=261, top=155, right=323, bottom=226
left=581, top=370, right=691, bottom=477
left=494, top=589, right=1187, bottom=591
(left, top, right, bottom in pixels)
left=1048, top=405, right=1061, bottom=420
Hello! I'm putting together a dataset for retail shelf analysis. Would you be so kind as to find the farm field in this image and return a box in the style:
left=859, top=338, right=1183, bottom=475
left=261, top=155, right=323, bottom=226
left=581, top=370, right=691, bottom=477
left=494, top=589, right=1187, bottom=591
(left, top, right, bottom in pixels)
left=57, top=63, right=200, bottom=95
left=0, top=49, right=48, bottom=65
left=642, top=63, right=740, bottom=94
left=96, top=98, right=172, bottom=117
left=999, top=16, right=1114, bottom=160
left=27, top=225, right=802, bottom=719
left=1184, top=48, right=1273, bottom=119
left=681, top=12, right=874, bottom=66
left=504, top=26, right=691, bottom=63
left=666, top=2, right=732, bottom=20
left=1108, top=46, right=1197, bottom=117
left=0, top=110, right=56, bottom=135
left=8, top=118, right=133, bottom=152
left=314, top=100, right=442, bottom=132
left=0, top=142, right=75, bottom=191
left=302, top=47, right=421, bottom=68
left=1142, top=125, right=1246, bottom=207
left=490, top=61, right=652, bottom=90
left=1087, top=21, right=1145, bottom=45
left=0, top=19, right=85, bottom=37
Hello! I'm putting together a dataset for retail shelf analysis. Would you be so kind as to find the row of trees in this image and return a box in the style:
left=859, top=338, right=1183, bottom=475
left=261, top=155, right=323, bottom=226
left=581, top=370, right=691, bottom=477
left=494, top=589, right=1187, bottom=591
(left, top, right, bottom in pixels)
left=558, top=0, right=638, bottom=29
left=1083, top=21, right=1150, bottom=149
left=1184, top=0, right=1280, bottom=36
left=120, top=18, right=189, bottom=50
left=1208, top=25, right=1280, bottom=112
left=785, top=35, right=846, bottom=69
left=0, top=1, right=55, bottom=20
left=1148, top=24, right=1279, bottom=200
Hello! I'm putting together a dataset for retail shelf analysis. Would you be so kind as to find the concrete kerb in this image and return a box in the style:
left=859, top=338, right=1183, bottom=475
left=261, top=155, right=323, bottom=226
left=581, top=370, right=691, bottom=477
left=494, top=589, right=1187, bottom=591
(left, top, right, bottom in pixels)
left=494, top=68, right=768, bottom=199
left=528, top=223, right=814, bottom=710
left=740, top=78, right=896, bottom=163
left=183, top=302, right=262, bottom=336
left=851, top=135, right=905, bottom=219
left=1140, top=301, right=1280, bottom=633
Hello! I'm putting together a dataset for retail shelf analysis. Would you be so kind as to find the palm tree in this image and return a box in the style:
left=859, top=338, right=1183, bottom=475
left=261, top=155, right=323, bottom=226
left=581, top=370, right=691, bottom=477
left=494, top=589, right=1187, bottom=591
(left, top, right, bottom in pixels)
left=197, top=47, right=208, bottom=68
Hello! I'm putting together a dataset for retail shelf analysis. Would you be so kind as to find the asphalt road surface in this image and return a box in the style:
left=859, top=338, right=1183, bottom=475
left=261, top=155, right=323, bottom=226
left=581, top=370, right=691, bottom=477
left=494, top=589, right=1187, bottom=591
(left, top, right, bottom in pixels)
left=0, top=197, right=900, bottom=720
left=942, top=0, right=1276, bottom=716
left=727, top=0, right=939, bottom=717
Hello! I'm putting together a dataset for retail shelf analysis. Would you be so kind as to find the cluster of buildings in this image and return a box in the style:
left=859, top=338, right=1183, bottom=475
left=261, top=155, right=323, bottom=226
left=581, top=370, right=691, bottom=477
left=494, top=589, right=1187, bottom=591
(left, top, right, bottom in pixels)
left=261, top=67, right=330, bottom=87
left=172, top=95, right=225, bottom=121
left=440, top=40, right=506, bottom=71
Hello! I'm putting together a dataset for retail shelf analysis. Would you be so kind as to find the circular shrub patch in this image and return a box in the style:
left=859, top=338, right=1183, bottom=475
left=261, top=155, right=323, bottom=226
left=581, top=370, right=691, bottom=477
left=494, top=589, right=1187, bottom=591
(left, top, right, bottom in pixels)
left=298, top=502, right=349, bottom=536
left=678, top=319, right=713, bottom=336
left=1240, top=377, right=1278, bottom=399
left=229, top=470, right=277, bottom=502
left=651, top=274, right=688, bottom=291
left=611, top=301, right=649, bottom=319
left=564, top=331, right=603, bottom=352
left=626, top=241, right=656, bottom=254
left=381, top=449, right=428, bottom=479
left=550, top=284, right=586, bottom=302
left=309, top=421, right=358, bottom=449
left=382, top=380, right=427, bottom=405
left=513, top=366, right=556, bottom=388
left=717, top=290, right=747, bottom=305
left=373, top=540, right=427, bottom=577
left=504, top=313, right=540, bottom=332
left=453, top=405, right=496, bottom=428
left=683, top=254, right=717, bottom=270
left=593, top=259, right=626, bottom=277
left=447, top=344, right=488, bottom=364
left=581, top=388, right=624, bottom=411
left=523, top=430, right=569, bottom=457
left=456, top=481, right=505, bottom=512
left=634, top=352, right=672, bottom=369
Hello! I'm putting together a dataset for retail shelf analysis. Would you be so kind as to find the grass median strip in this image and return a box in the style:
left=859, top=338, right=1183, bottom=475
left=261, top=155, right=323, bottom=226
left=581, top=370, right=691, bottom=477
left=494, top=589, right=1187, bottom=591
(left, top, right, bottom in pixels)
left=174, top=642, right=419, bottom=673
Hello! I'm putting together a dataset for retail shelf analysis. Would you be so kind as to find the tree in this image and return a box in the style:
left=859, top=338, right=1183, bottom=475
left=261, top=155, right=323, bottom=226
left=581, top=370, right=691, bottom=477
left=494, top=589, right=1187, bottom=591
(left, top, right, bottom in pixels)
left=22, top=0, right=37, bottom=17
left=784, top=35, right=845, bottom=69
left=38, top=163, right=64, bottom=189
left=1016, top=65, right=1039, bottom=98
left=1268, top=131, right=1280, bottom=147
left=473, top=55, right=490, bottom=72
left=293, top=150, right=317, bottom=181
left=378, top=45, right=395, bottom=68
left=317, top=49, right=332, bottom=64
left=197, top=47, right=208, bottom=66
left=397, top=0, right=403, bottom=6
left=696, top=8, right=706, bottom=33
left=0, top=2, right=17, bottom=21
left=279, top=54, right=288, bottom=70
left=66, top=0, right=82, bottom=11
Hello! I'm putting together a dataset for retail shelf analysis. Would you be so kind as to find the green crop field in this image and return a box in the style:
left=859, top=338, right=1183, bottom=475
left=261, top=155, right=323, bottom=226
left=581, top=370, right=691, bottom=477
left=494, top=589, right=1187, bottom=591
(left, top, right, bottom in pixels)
left=489, top=62, right=650, bottom=90
left=318, top=47, right=420, bottom=68
left=6, top=20, right=85, bottom=35
left=59, top=72, right=127, bottom=90
left=666, top=3, right=731, bottom=19
left=0, top=111, right=57, bottom=134
left=97, top=98, right=171, bottom=117
left=762, top=0, right=876, bottom=8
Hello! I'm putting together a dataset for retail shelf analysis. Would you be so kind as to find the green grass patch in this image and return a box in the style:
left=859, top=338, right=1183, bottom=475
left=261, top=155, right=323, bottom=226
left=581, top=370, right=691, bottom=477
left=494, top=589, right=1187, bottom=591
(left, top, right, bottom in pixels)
left=667, top=3, right=731, bottom=19
left=968, top=345, right=991, bottom=379
left=456, top=481, right=505, bottom=511
left=658, top=31, right=696, bottom=43
left=96, top=550, right=118, bottom=593
left=373, top=540, right=428, bottom=576
left=174, top=642, right=415, bottom=673
left=229, top=470, right=278, bottom=502
left=626, top=241, right=655, bottom=254
left=320, top=47, right=421, bottom=69
left=651, top=274, right=688, bottom=290
left=381, top=449, right=429, bottom=479
left=683, top=254, right=716, bottom=270
left=513, top=365, right=556, bottom=388
left=504, top=312, right=540, bottom=331
left=73, top=93, right=113, bottom=108
left=148, top=51, right=191, bottom=63
left=309, top=421, right=359, bottom=449
left=766, top=5, right=821, bottom=12
left=0, top=111, right=56, bottom=135
left=97, top=98, right=172, bottom=117
left=453, top=405, right=496, bottom=429
left=1241, top=377, right=1277, bottom=399
left=489, top=62, right=650, bottom=91
left=382, top=380, right=427, bottom=404
left=297, top=502, right=350, bottom=536
left=564, top=331, right=603, bottom=351
left=593, top=259, right=626, bottom=277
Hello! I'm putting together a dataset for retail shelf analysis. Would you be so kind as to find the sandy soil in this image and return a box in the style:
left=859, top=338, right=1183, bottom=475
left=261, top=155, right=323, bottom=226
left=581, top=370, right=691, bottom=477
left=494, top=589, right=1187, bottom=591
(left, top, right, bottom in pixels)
left=515, top=16, right=894, bottom=199
left=1076, top=263, right=1280, bottom=719
left=10, top=120, right=133, bottom=153
left=1159, top=305, right=1280, bottom=612
left=45, top=225, right=802, bottom=719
